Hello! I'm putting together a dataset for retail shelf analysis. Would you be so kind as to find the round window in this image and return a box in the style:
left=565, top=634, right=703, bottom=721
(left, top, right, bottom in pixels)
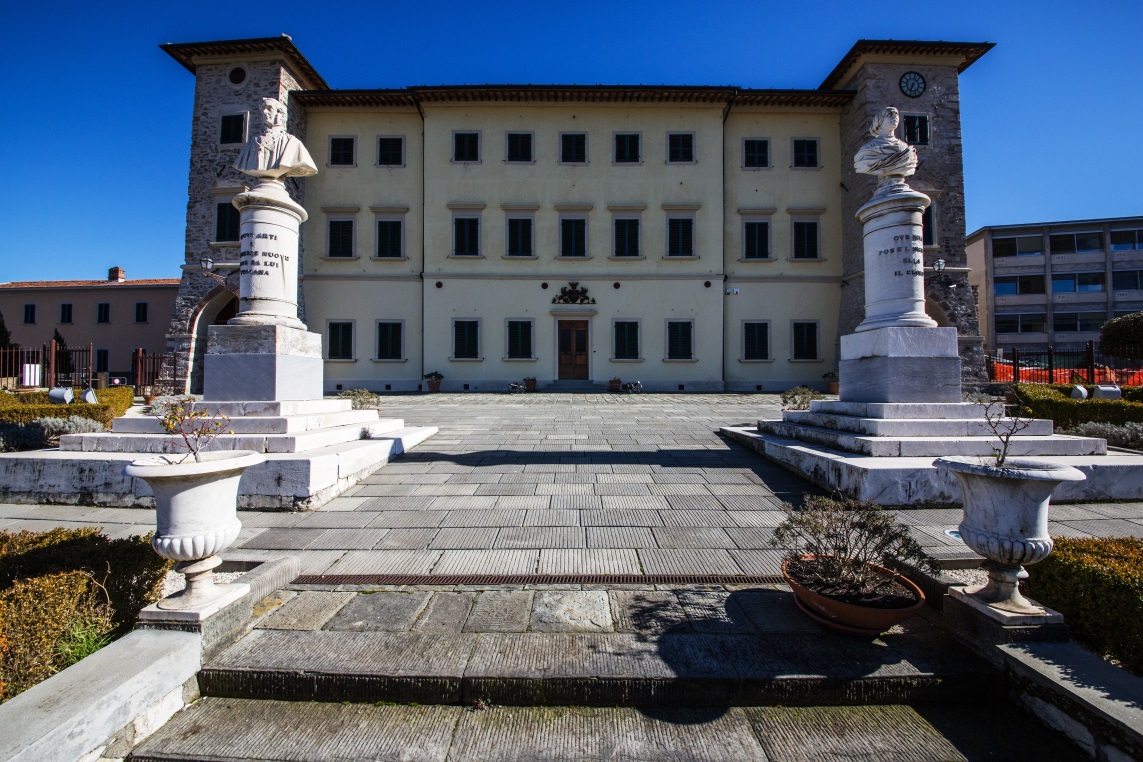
left=228, top=66, right=247, bottom=85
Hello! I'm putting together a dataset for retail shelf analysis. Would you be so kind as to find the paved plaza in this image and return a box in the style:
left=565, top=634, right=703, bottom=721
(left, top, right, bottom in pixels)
left=2, top=393, right=1141, bottom=579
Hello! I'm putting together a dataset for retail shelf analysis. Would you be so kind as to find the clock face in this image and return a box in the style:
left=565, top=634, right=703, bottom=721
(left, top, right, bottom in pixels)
left=900, top=71, right=926, bottom=98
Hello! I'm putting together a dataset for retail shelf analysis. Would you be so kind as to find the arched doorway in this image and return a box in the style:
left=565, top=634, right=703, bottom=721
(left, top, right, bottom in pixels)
left=188, top=290, right=238, bottom=394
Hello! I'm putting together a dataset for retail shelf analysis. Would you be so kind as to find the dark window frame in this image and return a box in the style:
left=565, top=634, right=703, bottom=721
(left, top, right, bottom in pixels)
left=327, top=321, right=354, bottom=360
left=560, top=217, right=587, bottom=258
left=743, top=138, right=769, bottom=169
left=134, top=302, right=148, bottom=323
left=614, top=133, right=641, bottom=164
left=743, top=321, right=770, bottom=361
left=59, top=303, right=73, bottom=324
left=376, top=136, right=405, bottom=166
left=327, top=219, right=355, bottom=258
left=792, top=220, right=820, bottom=260
left=453, top=131, right=480, bottom=163
left=560, top=132, right=587, bottom=164
left=792, top=139, right=819, bottom=168
left=506, top=320, right=533, bottom=359
left=667, top=217, right=695, bottom=258
left=902, top=114, right=930, bottom=145
left=96, top=303, right=111, bottom=325
left=614, top=321, right=640, bottom=360
left=667, top=132, right=695, bottom=163
left=376, top=321, right=403, bottom=360
left=375, top=219, right=403, bottom=258
left=23, top=304, right=36, bottom=324
left=453, top=319, right=480, bottom=359
left=614, top=218, right=640, bottom=258
left=328, top=136, right=356, bottom=166
left=453, top=216, right=481, bottom=257
left=666, top=320, right=694, bottom=360
left=791, top=321, right=819, bottom=360
left=743, top=220, right=770, bottom=260
left=506, top=217, right=534, bottom=257
left=215, top=202, right=240, bottom=242
left=506, top=132, right=534, bottom=163
left=219, top=113, right=245, bottom=145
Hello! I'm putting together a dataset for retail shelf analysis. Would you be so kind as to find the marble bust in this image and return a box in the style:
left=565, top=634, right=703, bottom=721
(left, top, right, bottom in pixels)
left=854, top=107, right=918, bottom=183
left=235, top=98, right=318, bottom=181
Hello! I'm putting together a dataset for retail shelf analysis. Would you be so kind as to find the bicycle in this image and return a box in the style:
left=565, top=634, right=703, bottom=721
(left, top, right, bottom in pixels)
left=622, top=380, right=642, bottom=393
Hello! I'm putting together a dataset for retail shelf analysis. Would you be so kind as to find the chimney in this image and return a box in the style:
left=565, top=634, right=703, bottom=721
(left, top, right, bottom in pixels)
left=108, top=266, right=126, bottom=282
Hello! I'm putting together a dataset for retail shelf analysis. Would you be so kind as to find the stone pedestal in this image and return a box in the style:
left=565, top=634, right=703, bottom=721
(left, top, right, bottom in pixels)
left=204, top=324, right=322, bottom=401
left=854, top=186, right=935, bottom=333
left=229, top=180, right=307, bottom=331
left=840, top=326, right=961, bottom=403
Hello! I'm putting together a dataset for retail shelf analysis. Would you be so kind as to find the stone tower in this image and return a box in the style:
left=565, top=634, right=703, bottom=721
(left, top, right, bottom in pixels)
left=160, top=36, right=327, bottom=393
left=825, top=40, right=994, bottom=389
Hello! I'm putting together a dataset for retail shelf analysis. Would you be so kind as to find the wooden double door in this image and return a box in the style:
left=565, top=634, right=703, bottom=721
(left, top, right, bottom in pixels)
left=557, top=320, right=589, bottom=380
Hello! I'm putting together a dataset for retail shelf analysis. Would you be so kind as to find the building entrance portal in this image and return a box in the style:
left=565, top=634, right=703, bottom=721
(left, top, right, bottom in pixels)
left=557, top=320, right=589, bottom=380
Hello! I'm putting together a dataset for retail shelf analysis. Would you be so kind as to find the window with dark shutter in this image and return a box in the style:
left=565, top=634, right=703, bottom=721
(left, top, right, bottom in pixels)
left=744, top=139, right=769, bottom=168
left=216, top=203, right=240, bottom=242
left=454, top=320, right=479, bottom=359
left=793, top=139, right=818, bottom=168
left=377, top=137, right=404, bottom=166
left=667, top=321, right=693, bottom=360
left=667, top=218, right=694, bottom=257
left=921, top=206, right=935, bottom=247
left=614, top=219, right=640, bottom=257
left=668, top=133, right=694, bottom=163
left=744, top=221, right=769, bottom=259
left=507, top=321, right=532, bottom=358
left=23, top=304, right=35, bottom=324
left=506, top=133, right=533, bottom=162
left=219, top=114, right=245, bottom=144
left=376, top=220, right=402, bottom=258
left=792, top=322, right=818, bottom=360
left=561, top=133, right=587, bottom=163
left=744, top=322, right=769, bottom=360
left=561, top=219, right=586, bottom=257
left=328, top=220, right=354, bottom=258
left=329, top=137, right=355, bottom=166
left=454, top=132, right=480, bottom=162
left=614, top=321, right=639, bottom=360
left=903, top=115, right=929, bottom=145
left=507, top=218, right=533, bottom=257
left=792, top=221, right=819, bottom=259
left=328, top=322, right=353, bottom=359
left=59, top=304, right=73, bottom=324
left=95, top=349, right=109, bottom=374
left=96, top=303, right=110, bottom=324
left=454, top=218, right=480, bottom=256
left=376, top=322, right=402, bottom=360
left=615, top=133, right=640, bottom=163
left=135, top=302, right=148, bottom=323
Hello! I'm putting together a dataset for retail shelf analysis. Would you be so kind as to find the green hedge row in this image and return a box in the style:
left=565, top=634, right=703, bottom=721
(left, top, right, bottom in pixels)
left=12, top=387, right=134, bottom=418
left=0, top=404, right=113, bottom=428
left=1013, top=383, right=1143, bottom=428
left=1023, top=537, right=1143, bottom=676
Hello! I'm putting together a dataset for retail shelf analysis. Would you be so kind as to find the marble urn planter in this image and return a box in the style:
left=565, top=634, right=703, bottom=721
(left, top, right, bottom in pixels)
left=936, top=456, right=1086, bottom=614
left=126, top=450, right=264, bottom=610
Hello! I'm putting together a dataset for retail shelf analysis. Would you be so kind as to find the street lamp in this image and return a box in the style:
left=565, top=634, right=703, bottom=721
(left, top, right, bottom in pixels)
left=933, top=258, right=946, bottom=274
left=199, top=256, right=215, bottom=272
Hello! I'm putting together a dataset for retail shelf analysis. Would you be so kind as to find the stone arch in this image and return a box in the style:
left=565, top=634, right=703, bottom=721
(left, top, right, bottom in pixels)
left=187, top=288, right=238, bottom=394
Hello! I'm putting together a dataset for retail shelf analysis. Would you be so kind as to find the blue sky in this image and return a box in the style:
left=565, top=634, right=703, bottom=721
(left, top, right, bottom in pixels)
left=0, top=0, right=1139, bottom=283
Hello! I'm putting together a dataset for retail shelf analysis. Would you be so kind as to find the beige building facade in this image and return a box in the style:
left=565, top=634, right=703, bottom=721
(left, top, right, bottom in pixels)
left=162, top=37, right=991, bottom=393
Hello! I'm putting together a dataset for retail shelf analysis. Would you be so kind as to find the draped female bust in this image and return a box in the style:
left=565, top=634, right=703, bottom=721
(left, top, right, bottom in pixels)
left=854, top=106, right=918, bottom=182
left=235, top=98, right=318, bottom=181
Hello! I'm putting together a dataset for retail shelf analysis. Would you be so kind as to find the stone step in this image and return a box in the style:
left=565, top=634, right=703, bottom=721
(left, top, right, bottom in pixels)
left=193, top=399, right=354, bottom=416
left=111, top=410, right=392, bottom=435
left=782, top=410, right=1056, bottom=437
left=810, top=401, right=990, bottom=420
left=128, top=697, right=1085, bottom=762
left=756, top=420, right=1105, bottom=457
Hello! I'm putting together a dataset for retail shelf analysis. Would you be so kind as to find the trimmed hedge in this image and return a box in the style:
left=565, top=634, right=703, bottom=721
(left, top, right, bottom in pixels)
left=14, top=386, right=133, bottom=418
left=1024, top=537, right=1143, bottom=676
left=0, top=403, right=112, bottom=428
left=1013, top=383, right=1143, bottom=428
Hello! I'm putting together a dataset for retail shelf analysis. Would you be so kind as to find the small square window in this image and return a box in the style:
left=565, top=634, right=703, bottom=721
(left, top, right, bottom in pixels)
left=377, top=136, right=404, bottom=166
left=743, top=139, right=769, bottom=168
left=376, top=322, right=403, bottom=360
left=215, top=202, right=240, bottom=242
left=743, top=322, right=769, bottom=360
left=744, top=221, right=770, bottom=260
left=614, top=321, right=640, bottom=360
left=507, top=218, right=533, bottom=257
left=219, top=113, right=245, bottom=144
left=134, top=302, right=148, bottom=323
left=96, top=303, right=110, bottom=324
left=614, top=133, right=640, bottom=163
left=328, top=321, right=354, bottom=359
left=667, top=133, right=694, bottom=163
left=454, top=217, right=480, bottom=256
left=95, top=349, right=109, bottom=374
left=614, top=218, right=640, bottom=258
left=667, top=321, right=694, bottom=360
left=792, top=139, right=818, bottom=168
left=792, top=221, right=819, bottom=260
left=506, top=132, right=533, bottom=162
left=903, top=115, right=929, bottom=146
left=59, top=304, right=73, bottom=324
left=667, top=218, right=694, bottom=257
left=376, top=220, right=403, bottom=258
left=329, top=137, right=356, bottom=166
left=23, top=304, right=36, bottom=324
left=507, top=320, right=533, bottom=359
left=453, top=320, right=480, bottom=359
left=561, top=133, right=587, bottom=163
left=454, top=132, right=480, bottom=162
left=328, top=219, right=355, bottom=258
left=561, top=218, right=587, bottom=258
left=792, top=322, right=818, bottom=360
left=921, top=205, right=936, bottom=247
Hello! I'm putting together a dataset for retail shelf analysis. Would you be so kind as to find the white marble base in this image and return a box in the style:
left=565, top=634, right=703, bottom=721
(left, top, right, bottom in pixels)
left=840, top=326, right=961, bottom=403
left=204, top=324, right=322, bottom=401
left=138, top=582, right=250, bottom=623
left=948, top=585, right=1065, bottom=626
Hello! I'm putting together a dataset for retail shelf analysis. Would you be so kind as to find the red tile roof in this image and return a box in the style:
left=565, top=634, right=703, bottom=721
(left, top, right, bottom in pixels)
left=0, top=278, right=181, bottom=289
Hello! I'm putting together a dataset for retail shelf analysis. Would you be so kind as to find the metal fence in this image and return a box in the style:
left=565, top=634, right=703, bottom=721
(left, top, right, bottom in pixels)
left=1, top=345, right=175, bottom=391
left=0, top=346, right=45, bottom=388
left=987, top=340, right=1143, bottom=386
left=131, top=350, right=174, bottom=394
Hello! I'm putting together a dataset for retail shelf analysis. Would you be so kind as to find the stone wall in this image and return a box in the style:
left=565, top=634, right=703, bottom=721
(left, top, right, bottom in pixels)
left=837, top=61, right=987, bottom=390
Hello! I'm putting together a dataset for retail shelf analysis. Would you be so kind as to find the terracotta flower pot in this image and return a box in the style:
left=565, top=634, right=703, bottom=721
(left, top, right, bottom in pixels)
left=826, top=381, right=840, bottom=394
left=427, top=380, right=442, bottom=393
left=524, top=379, right=537, bottom=392
left=609, top=380, right=621, bottom=392
left=781, top=556, right=925, bottom=636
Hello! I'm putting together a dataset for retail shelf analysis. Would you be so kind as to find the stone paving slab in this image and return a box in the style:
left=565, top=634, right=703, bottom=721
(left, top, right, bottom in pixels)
left=325, top=591, right=432, bottom=632
left=537, top=549, right=642, bottom=575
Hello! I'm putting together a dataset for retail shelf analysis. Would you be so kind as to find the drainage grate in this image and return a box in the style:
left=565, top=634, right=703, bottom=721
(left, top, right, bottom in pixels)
left=291, top=573, right=784, bottom=586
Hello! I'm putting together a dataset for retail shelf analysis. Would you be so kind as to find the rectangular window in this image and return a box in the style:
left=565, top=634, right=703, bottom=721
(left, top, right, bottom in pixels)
left=96, top=303, right=110, bottom=324
left=454, top=217, right=480, bottom=256
left=453, top=132, right=480, bottom=162
left=743, top=322, right=770, bottom=360
left=903, top=115, right=929, bottom=145
left=561, top=218, right=587, bottom=257
left=506, top=132, right=533, bottom=162
left=667, top=133, right=694, bottom=163
left=667, top=218, right=694, bottom=257
left=376, top=136, right=404, bottom=166
left=996, top=313, right=1047, bottom=334
left=1077, top=272, right=1105, bottom=292
left=134, top=302, right=148, bottom=323
left=453, top=320, right=479, bottom=359
left=328, top=321, right=353, bottom=359
left=994, top=275, right=1045, bottom=296
left=792, top=221, right=820, bottom=259
left=614, top=321, right=639, bottom=360
left=792, top=139, right=818, bottom=168
left=614, top=133, right=640, bottom=163
left=215, top=202, right=240, bottom=242
left=507, top=218, right=533, bottom=257
left=328, top=219, right=355, bottom=258
left=1050, top=232, right=1103, bottom=254
left=921, top=205, right=935, bottom=247
left=561, top=133, right=587, bottom=164
left=667, top=321, right=694, bottom=360
left=59, top=303, right=73, bottom=324
left=219, top=113, right=245, bottom=144
left=614, top=218, right=640, bottom=258
left=744, top=221, right=770, bottom=260
left=507, top=320, right=533, bottom=359
left=376, top=220, right=403, bottom=258
left=1113, top=270, right=1142, bottom=291
left=992, top=235, right=1043, bottom=257
left=792, top=322, right=819, bottom=360
left=376, top=322, right=403, bottom=360
left=95, top=349, right=109, bottom=374
left=743, top=139, right=769, bottom=168
left=1053, top=312, right=1106, bottom=333
left=23, top=304, right=35, bottom=324
left=329, top=137, right=355, bottom=166
left=1110, top=229, right=1143, bottom=251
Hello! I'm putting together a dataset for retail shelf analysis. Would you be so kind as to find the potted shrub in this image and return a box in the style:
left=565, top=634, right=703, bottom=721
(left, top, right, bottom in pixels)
left=124, top=397, right=263, bottom=610
left=936, top=398, right=1085, bottom=613
left=823, top=371, right=840, bottom=395
left=771, top=495, right=937, bottom=636
left=423, top=371, right=443, bottom=393
left=609, top=377, right=622, bottom=392
left=523, top=376, right=537, bottom=392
